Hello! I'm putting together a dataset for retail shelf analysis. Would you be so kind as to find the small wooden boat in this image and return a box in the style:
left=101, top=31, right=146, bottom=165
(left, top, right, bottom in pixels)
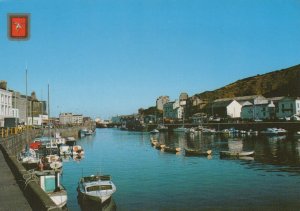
left=162, top=146, right=181, bottom=153
left=150, top=138, right=165, bottom=149
left=219, top=150, right=254, bottom=157
left=185, top=148, right=212, bottom=156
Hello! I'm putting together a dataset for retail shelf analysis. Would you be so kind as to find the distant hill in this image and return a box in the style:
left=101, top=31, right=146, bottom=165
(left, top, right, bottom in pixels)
left=195, top=64, right=300, bottom=101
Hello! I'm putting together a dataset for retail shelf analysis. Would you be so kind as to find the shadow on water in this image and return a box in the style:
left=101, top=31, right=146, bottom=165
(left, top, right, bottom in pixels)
left=78, top=196, right=117, bottom=211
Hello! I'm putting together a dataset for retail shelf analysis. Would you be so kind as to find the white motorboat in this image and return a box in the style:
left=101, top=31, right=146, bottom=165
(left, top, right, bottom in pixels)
left=261, top=128, right=287, bottom=136
left=202, top=127, right=216, bottom=135
left=150, top=129, right=159, bottom=134
left=85, top=129, right=95, bottom=136
left=59, top=144, right=71, bottom=156
left=77, top=175, right=116, bottom=203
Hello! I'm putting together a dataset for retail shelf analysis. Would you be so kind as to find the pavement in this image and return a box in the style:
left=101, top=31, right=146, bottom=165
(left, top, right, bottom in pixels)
left=0, top=148, right=32, bottom=211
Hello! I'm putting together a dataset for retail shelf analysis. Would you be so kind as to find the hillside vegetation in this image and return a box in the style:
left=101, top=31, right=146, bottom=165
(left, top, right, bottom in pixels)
left=195, top=64, right=300, bottom=100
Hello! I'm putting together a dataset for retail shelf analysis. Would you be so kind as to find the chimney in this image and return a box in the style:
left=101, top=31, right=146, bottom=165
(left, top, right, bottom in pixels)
left=0, top=81, right=7, bottom=90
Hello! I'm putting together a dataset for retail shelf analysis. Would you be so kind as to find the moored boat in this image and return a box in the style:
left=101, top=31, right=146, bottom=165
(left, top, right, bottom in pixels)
left=77, top=175, right=116, bottom=203
left=184, top=148, right=212, bottom=156
left=150, top=129, right=159, bottom=134
left=162, top=146, right=181, bottom=153
left=261, top=128, right=287, bottom=136
left=73, top=145, right=85, bottom=157
left=19, top=145, right=40, bottom=168
left=157, top=124, right=168, bottom=132
left=35, top=170, right=67, bottom=208
left=219, top=150, right=254, bottom=157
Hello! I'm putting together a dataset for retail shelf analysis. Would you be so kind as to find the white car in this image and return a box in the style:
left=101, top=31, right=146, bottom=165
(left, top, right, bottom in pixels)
left=291, top=115, right=300, bottom=121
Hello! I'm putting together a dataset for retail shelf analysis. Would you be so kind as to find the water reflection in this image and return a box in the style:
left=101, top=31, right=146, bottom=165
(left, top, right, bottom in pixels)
left=151, top=131, right=300, bottom=175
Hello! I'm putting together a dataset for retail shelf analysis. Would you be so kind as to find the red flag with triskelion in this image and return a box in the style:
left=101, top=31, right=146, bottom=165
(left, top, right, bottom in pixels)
left=8, top=14, right=30, bottom=40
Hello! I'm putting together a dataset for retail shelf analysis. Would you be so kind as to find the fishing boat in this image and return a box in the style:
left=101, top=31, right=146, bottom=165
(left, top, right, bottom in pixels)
left=35, top=170, right=67, bottom=208
left=19, top=145, right=39, bottom=166
left=184, top=148, right=212, bottom=156
left=219, top=150, right=254, bottom=157
left=29, top=140, right=42, bottom=151
left=77, top=175, right=116, bottom=203
left=73, top=145, right=85, bottom=157
left=85, top=129, right=95, bottom=136
left=59, top=144, right=72, bottom=156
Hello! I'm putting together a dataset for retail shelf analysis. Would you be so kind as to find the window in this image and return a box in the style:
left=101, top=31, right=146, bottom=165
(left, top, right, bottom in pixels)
left=87, top=185, right=101, bottom=192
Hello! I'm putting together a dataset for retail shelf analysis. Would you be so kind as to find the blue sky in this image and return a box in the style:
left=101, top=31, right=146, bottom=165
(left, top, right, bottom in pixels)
left=1, top=0, right=300, bottom=119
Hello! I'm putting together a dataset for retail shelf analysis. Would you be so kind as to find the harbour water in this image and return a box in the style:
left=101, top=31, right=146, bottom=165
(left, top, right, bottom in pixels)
left=61, top=128, right=300, bottom=210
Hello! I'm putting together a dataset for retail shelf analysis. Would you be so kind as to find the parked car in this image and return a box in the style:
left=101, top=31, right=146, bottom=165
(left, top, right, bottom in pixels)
left=291, top=115, right=300, bottom=121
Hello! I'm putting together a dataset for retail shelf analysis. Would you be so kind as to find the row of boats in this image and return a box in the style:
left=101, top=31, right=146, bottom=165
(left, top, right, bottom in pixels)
left=150, top=137, right=255, bottom=158
left=18, top=130, right=117, bottom=208
left=151, top=126, right=289, bottom=137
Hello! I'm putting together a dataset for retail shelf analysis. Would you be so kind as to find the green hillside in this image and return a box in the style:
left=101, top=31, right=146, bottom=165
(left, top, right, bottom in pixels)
left=195, top=64, right=300, bottom=101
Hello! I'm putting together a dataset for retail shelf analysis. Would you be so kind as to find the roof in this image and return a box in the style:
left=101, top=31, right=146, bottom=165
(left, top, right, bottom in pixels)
left=266, top=96, right=285, bottom=101
left=214, top=95, right=266, bottom=104
left=213, top=100, right=236, bottom=108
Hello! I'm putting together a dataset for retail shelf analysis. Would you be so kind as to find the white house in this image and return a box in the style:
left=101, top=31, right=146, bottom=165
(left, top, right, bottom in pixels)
left=27, top=114, right=48, bottom=126
left=72, top=114, right=83, bottom=125
left=0, top=86, right=13, bottom=127
left=212, top=99, right=242, bottom=118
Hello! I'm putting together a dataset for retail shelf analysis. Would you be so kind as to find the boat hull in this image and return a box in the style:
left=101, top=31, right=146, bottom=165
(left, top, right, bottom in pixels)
left=77, top=188, right=112, bottom=203
left=185, top=149, right=212, bottom=156
left=219, top=151, right=254, bottom=157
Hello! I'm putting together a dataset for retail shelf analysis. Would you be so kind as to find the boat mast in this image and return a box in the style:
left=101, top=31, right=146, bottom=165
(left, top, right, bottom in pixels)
left=48, top=84, right=51, bottom=154
left=25, top=65, right=28, bottom=143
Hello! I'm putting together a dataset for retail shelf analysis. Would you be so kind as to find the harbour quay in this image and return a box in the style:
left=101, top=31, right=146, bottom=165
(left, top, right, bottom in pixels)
left=0, top=126, right=92, bottom=211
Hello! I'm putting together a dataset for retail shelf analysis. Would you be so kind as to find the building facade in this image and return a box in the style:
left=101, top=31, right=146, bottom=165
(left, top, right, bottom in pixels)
left=212, top=99, right=242, bottom=118
left=0, top=86, right=13, bottom=127
left=276, top=97, right=300, bottom=118
left=59, top=113, right=83, bottom=125
left=156, top=96, right=169, bottom=111
left=163, top=100, right=183, bottom=120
